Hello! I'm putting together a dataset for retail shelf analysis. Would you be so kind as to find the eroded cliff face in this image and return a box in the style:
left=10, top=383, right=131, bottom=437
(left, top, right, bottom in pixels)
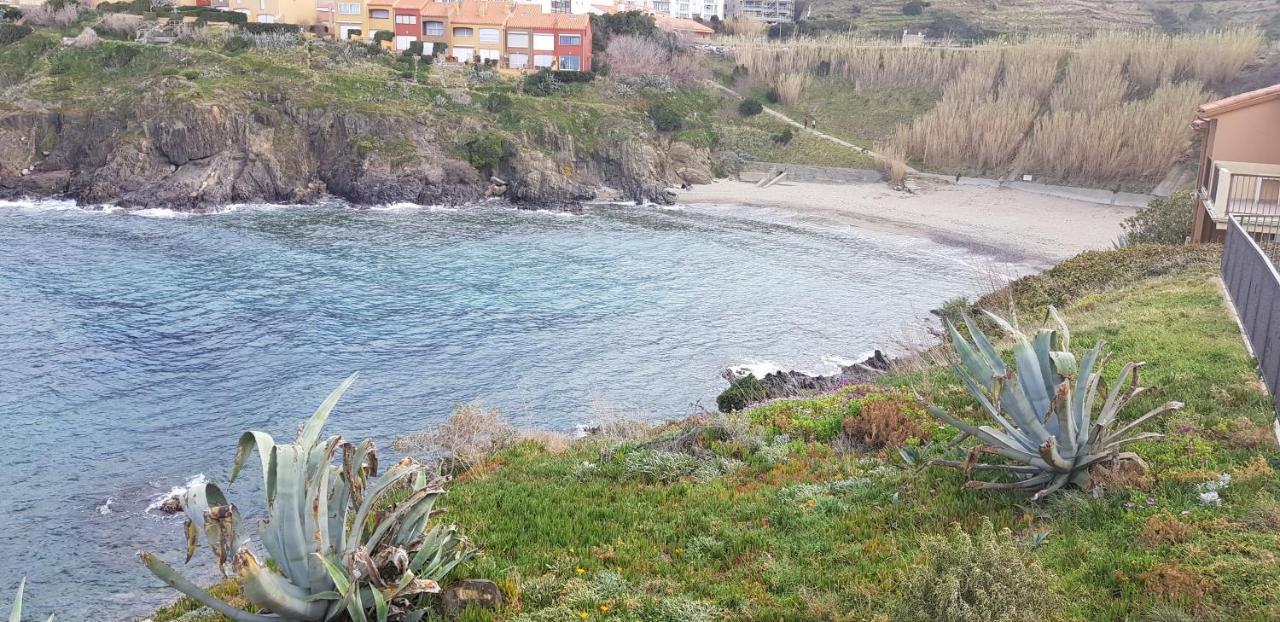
left=0, top=88, right=712, bottom=209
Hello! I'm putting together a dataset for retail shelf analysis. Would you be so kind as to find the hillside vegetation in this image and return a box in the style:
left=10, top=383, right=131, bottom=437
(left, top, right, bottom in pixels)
left=730, top=29, right=1265, bottom=188
left=804, top=0, right=1277, bottom=38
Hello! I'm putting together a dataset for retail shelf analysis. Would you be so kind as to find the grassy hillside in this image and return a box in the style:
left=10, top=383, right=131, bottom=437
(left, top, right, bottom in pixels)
left=805, top=0, right=1277, bottom=38
left=149, top=245, right=1280, bottom=622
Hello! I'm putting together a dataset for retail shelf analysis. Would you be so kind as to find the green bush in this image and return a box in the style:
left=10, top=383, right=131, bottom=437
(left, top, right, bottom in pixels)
left=463, top=131, right=505, bottom=171
left=345, top=28, right=362, bottom=39
left=737, top=98, right=763, bottom=116
left=404, top=39, right=423, bottom=56
left=0, top=6, right=22, bottom=21
left=550, top=69, right=594, bottom=83
left=373, top=29, right=393, bottom=43
left=484, top=92, right=512, bottom=113
left=765, top=86, right=780, bottom=104
left=1120, top=190, right=1195, bottom=245
left=895, top=520, right=1059, bottom=622
left=523, top=69, right=562, bottom=96
left=222, top=35, right=250, bottom=54
left=716, top=374, right=768, bottom=412
left=203, top=9, right=247, bottom=24
left=241, top=22, right=300, bottom=34
left=771, top=127, right=793, bottom=145
left=0, top=23, right=31, bottom=45
left=648, top=102, right=683, bottom=132
left=902, top=0, right=930, bottom=16
left=96, top=0, right=150, bottom=13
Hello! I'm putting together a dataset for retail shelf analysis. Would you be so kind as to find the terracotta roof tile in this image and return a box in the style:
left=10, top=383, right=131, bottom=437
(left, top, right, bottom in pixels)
left=1198, top=83, right=1280, bottom=119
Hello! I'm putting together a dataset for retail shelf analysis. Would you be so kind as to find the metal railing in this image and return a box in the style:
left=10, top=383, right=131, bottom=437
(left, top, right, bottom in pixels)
left=1222, top=215, right=1280, bottom=415
left=1222, top=173, right=1280, bottom=216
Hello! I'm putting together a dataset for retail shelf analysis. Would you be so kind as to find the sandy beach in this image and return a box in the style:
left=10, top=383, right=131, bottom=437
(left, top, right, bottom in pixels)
left=679, top=178, right=1139, bottom=270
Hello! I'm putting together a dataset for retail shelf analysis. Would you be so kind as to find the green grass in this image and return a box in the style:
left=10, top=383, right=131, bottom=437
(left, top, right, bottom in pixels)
left=426, top=245, right=1280, bottom=621
left=776, top=81, right=939, bottom=150
left=144, top=248, right=1280, bottom=621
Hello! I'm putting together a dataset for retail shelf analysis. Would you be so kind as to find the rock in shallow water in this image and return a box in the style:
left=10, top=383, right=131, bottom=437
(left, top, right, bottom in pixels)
left=721, top=350, right=891, bottom=406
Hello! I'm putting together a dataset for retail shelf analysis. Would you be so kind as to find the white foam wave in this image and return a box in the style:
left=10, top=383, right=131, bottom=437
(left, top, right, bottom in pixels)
left=145, top=473, right=206, bottom=513
left=368, top=202, right=456, bottom=212
left=0, top=198, right=83, bottom=212
left=97, top=497, right=114, bottom=515
left=130, top=208, right=192, bottom=219
left=729, top=359, right=788, bottom=379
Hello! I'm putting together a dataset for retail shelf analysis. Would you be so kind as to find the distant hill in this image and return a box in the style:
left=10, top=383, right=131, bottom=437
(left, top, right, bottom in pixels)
left=802, top=0, right=1276, bottom=39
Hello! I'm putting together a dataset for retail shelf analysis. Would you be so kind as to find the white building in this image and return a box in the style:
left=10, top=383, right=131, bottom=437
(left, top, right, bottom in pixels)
left=726, top=0, right=790, bottom=23
left=514, top=0, right=619, bottom=14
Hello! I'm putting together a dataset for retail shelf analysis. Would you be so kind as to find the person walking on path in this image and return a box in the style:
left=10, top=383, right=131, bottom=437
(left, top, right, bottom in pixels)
left=802, top=114, right=810, bottom=128
left=810, top=116, right=818, bottom=130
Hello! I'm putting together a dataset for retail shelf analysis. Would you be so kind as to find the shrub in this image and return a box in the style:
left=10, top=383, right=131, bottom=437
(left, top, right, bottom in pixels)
left=373, top=29, right=393, bottom=43
left=603, top=34, right=706, bottom=86
left=21, top=2, right=80, bottom=26
left=771, top=127, right=793, bottom=145
left=523, top=69, right=563, bottom=96
left=895, top=520, right=1059, bottom=622
left=716, top=374, right=768, bottom=412
left=71, top=26, right=100, bottom=48
left=393, top=403, right=517, bottom=472
left=765, top=86, right=780, bottom=103
left=404, top=39, right=423, bottom=56
left=841, top=396, right=926, bottom=450
left=737, top=98, right=763, bottom=116
left=221, top=35, right=249, bottom=54
left=1120, top=191, right=1195, bottom=245
left=648, top=101, right=683, bottom=132
left=241, top=22, right=300, bottom=34
left=461, top=130, right=505, bottom=171
left=484, top=92, right=512, bottom=113
left=901, top=0, right=930, bottom=16
left=1, top=6, right=23, bottom=21
left=0, top=23, right=32, bottom=46
left=96, top=12, right=143, bottom=38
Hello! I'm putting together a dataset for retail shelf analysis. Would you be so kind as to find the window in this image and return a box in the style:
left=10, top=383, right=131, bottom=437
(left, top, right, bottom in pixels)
left=424, top=20, right=444, bottom=36
left=395, top=14, right=416, bottom=24
left=395, top=35, right=413, bottom=50
left=533, top=54, right=554, bottom=68
left=509, top=53, right=528, bottom=68
left=533, top=33, right=554, bottom=50
left=453, top=26, right=474, bottom=37
left=369, top=8, right=389, bottom=18
left=337, top=2, right=359, bottom=14
left=507, top=30, right=529, bottom=47
left=558, top=34, right=581, bottom=46
left=478, top=48, right=500, bottom=61
left=478, top=28, right=500, bottom=44
left=256, top=13, right=275, bottom=22
left=550, top=0, right=569, bottom=12
left=559, top=55, right=580, bottom=71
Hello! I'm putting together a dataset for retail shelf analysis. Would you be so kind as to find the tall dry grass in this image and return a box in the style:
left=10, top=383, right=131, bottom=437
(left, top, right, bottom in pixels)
left=883, top=29, right=1260, bottom=183
left=732, top=35, right=979, bottom=92
left=773, top=73, right=810, bottom=105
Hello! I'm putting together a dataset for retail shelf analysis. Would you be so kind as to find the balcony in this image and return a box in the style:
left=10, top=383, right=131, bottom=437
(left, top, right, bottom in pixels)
left=1202, top=166, right=1280, bottom=236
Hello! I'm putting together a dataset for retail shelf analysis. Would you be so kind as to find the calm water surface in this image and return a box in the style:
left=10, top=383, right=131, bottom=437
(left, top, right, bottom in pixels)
left=0, top=199, right=1000, bottom=620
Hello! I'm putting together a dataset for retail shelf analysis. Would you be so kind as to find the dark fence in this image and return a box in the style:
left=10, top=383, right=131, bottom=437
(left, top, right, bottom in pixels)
left=1222, top=216, right=1280, bottom=413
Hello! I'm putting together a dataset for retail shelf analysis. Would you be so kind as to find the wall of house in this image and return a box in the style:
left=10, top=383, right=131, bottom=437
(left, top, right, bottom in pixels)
left=1209, top=99, right=1280, bottom=166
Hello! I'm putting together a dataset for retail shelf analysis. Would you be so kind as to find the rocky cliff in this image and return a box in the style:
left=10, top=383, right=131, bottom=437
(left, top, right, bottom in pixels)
left=0, top=84, right=713, bottom=210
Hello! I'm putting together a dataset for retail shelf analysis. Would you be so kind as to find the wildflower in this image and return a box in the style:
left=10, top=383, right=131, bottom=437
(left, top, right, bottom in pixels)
left=599, top=604, right=610, bottom=613
left=578, top=612, right=589, bottom=620
left=674, top=547, right=683, bottom=556
left=1199, top=490, right=1222, bottom=506
left=576, top=567, right=585, bottom=575
left=1145, top=497, right=1157, bottom=506
left=806, top=498, right=816, bottom=506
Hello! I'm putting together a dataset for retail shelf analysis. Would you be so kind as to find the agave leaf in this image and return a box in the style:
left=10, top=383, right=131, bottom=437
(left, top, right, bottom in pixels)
left=141, top=553, right=280, bottom=622
left=9, top=578, right=23, bottom=622
left=948, top=320, right=995, bottom=392
left=346, top=461, right=426, bottom=555
left=1049, top=351, right=1077, bottom=377
left=963, top=312, right=1008, bottom=379
left=1096, top=362, right=1139, bottom=427
left=952, top=365, right=1035, bottom=450
left=299, top=373, right=358, bottom=448
left=961, top=472, right=1055, bottom=490
left=1048, top=305, right=1071, bottom=351
left=231, top=431, right=277, bottom=497
left=1033, top=330, right=1060, bottom=392
left=981, top=309, right=1022, bottom=338
left=365, top=487, right=442, bottom=552
left=1110, top=432, right=1166, bottom=448
left=1110, top=401, right=1183, bottom=442
left=1072, top=343, right=1104, bottom=447
left=998, top=376, right=1052, bottom=442
left=1030, top=472, right=1072, bottom=500
left=240, top=551, right=330, bottom=621
left=1012, top=338, right=1053, bottom=425
left=1037, top=437, right=1073, bottom=472
left=371, top=587, right=388, bottom=622
left=265, top=445, right=313, bottom=585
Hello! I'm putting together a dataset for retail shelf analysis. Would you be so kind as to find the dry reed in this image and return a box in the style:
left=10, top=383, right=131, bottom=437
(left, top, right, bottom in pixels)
left=773, top=72, right=810, bottom=105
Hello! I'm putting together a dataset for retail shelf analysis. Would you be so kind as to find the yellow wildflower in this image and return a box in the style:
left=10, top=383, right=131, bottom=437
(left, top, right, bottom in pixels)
left=807, top=498, right=816, bottom=506
left=576, top=567, right=586, bottom=575
left=578, top=612, right=589, bottom=620
left=599, top=604, right=610, bottom=613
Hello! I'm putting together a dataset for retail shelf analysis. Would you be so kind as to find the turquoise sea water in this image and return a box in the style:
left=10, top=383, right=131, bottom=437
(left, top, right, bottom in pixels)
left=0, top=199, right=997, bottom=619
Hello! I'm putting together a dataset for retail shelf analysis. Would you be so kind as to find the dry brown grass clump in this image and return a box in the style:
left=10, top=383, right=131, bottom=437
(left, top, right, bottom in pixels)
left=773, top=73, right=810, bottom=105
left=841, top=397, right=926, bottom=450
left=1089, top=459, right=1154, bottom=491
left=98, top=12, right=144, bottom=38
left=70, top=26, right=99, bottom=48
left=1139, top=513, right=1194, bottom=547
left=1138, top=561, right=1213, bottom=602
left=21, top=1, right=80, bottom=26
left=393, top=403, right=572, bottom=473
left=1221, top=417, right=1278, bottom=450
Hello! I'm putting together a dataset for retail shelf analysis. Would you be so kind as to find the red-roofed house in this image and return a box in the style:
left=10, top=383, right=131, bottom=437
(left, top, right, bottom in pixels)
left=1191, top=83, right=1280, bottom=243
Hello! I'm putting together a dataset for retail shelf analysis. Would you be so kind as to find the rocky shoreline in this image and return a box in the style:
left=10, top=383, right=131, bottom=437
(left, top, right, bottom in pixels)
left=0, top=93, right=712, bottom=211
left=721, top=350, right=892, bottom=406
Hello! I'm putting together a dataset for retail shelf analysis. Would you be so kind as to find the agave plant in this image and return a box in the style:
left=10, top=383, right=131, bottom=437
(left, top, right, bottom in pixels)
left=924, top=307, right=1182, bottom=499
left=8, top=579, right=53, bottom=622
left=142, top=373, right=476, bottom=622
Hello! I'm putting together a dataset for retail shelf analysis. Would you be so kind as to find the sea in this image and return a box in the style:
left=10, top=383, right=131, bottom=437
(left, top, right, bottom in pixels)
left=0, top=198, right=1010, bottom=619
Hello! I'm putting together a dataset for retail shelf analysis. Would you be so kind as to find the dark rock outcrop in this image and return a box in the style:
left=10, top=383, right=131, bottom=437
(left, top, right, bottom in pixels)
left=0, top=91, right=712, bottom=210
left=721, top=350, right=891, bottom=404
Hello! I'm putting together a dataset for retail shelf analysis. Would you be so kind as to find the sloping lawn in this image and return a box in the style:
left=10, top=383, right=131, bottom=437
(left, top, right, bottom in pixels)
left=443, top=251, right=1280, bottom=622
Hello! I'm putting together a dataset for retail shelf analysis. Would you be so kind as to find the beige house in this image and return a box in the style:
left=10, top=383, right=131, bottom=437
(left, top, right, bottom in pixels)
left=1192, top=83, right=1280, bottom=243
